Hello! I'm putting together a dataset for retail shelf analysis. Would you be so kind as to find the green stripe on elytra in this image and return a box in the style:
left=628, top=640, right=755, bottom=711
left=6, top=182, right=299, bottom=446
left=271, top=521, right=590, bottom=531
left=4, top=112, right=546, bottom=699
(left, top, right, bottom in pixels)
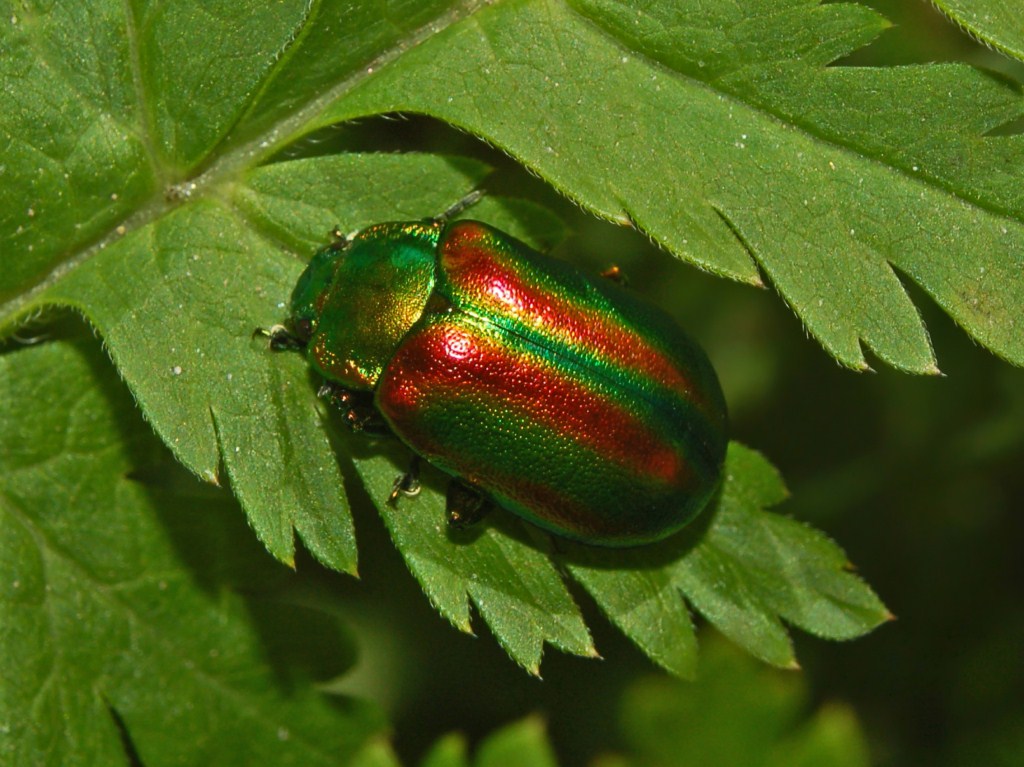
left=447, top=298, right=720, bottom=461
left=435, top=235, right=715, bottom=431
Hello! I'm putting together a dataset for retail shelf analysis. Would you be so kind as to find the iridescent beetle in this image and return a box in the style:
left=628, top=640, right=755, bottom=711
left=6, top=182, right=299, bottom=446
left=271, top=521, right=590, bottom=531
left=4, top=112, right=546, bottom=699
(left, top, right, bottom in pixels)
left=264, top=201, right=727, bottom=546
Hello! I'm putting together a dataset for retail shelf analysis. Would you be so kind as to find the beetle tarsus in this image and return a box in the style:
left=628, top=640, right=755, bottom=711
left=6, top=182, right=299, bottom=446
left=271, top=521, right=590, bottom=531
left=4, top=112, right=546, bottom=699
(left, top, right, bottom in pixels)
left=317, top=382, right=394, bottom=436
left=346, top=409, right=392, bottom=435
left=446, top=480, right=491, bottom=529
left=254, top=324, right=306, bottom=351
left=318, top=381, right=356, bottom=410
left=600, top=265, right=629, bottom=286
left=388, top=456, right=422, bottom=504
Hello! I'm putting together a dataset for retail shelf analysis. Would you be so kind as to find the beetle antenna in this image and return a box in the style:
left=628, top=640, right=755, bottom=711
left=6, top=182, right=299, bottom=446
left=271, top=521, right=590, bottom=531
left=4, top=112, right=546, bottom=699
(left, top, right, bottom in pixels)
left=436, top=189, right=485, bottom=222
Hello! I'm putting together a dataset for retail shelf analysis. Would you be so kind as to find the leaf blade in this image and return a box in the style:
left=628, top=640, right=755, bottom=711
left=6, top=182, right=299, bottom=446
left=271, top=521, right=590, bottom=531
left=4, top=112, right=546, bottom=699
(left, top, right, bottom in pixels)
left=324, top=0, right=1024, bottom=371
left=19, top=154, right=492, bottom=571
left=0, top=330, right=383, bottom=766
left=352, top=447, right=596, bottom=675
left=567, top=444, right=889, bottom=672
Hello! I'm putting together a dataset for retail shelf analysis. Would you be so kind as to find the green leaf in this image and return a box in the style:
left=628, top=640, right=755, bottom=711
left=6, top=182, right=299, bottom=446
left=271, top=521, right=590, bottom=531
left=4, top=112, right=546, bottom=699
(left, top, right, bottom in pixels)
left=351, top=739, right=405, bottom=767
left=0, top=1, right=893, bottom=673
left=603, top=638, right=871, bottom=767
left=564, top=445, right=891, bottom=671
left=420, top=733, right=470, bottom=767
left=474, top=717, right=559, bottom=767
left=358, top=651, right=872, bottom=767
left=767, top=705, right=872, bottom=767
left=350, top=719, right=558, bottom=767
left=560, top=546, right=700, bottom=678
left=932, top=1, right=1024, bottom=62
left=0, top=328, right=383, bottom=765
left=25, top=153, right=491, bottom=572
left=351, top=446, right=596, bottom=675
left=417, top=720, right=558, bottom=767
left=325, top=0, right=1024, bottom=373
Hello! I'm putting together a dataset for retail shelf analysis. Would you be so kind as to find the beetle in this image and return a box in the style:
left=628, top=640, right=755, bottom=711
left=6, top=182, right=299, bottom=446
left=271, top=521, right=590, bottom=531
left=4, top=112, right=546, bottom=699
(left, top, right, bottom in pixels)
left=265, top=212, right=728, bottom=547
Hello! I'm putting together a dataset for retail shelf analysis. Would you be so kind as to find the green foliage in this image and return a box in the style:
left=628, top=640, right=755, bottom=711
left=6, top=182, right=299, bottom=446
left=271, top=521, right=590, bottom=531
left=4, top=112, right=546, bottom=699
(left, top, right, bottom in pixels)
left=0, top=330, right=383, bottom=765
left=0, top=59, right=889, bottom=677
left=361, top=641, right=873, bottom=767
left=600, top=639, right=871, bottom=767
left=564, top=445, right=889, bottom=673
left=327, top=0, right=1024, bottom=374
left=356, top=440, right=887, bottom=675
left=933, top=0, right=1024, bottom=61
left=0, top=0, right=1021, bottom=763
left=350, top=718, right=559, bottom=767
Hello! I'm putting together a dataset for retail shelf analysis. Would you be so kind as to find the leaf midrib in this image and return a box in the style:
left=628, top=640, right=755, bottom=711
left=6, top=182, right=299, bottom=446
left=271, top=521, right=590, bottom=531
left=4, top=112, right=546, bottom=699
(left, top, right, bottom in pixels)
left=0, top=0, right=489, bottom=337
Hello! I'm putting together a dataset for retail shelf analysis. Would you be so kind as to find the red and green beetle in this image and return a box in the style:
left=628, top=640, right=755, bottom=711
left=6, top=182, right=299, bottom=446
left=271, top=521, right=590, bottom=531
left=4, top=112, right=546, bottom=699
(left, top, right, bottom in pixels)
left=266, top=209, right=727, bottom=547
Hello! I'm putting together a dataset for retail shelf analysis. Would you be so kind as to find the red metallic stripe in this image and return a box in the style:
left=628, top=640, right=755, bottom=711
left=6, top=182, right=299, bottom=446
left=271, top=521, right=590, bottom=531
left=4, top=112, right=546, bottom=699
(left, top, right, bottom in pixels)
left=439, top=223, right=701, bottom=404
left=378, top=316, right=692, bottom=490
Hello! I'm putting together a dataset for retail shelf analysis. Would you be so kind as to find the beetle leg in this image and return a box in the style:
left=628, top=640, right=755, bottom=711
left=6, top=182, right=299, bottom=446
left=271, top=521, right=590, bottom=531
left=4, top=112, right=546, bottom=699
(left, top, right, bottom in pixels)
left=446, top=480, right=492, bottom=529
left=253, top=324, right=307, bottom=351
left=317, top=382, right=393, bottom=437
left=388, top=455, right=422, bottom=504
left=316, top=381, right=355, bottom=410
left=599, top=265, right=629, bottom=286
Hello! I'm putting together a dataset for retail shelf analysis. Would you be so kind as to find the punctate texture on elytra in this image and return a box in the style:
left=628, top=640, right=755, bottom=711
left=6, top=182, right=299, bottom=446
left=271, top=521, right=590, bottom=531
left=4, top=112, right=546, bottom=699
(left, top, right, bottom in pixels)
left=288, top=219, right=728, bottom=546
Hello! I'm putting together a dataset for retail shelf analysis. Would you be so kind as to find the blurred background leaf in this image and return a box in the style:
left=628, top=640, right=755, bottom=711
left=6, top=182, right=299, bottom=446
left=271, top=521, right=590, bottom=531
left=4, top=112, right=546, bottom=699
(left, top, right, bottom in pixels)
left=595, top=637, right=871, bottom=767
